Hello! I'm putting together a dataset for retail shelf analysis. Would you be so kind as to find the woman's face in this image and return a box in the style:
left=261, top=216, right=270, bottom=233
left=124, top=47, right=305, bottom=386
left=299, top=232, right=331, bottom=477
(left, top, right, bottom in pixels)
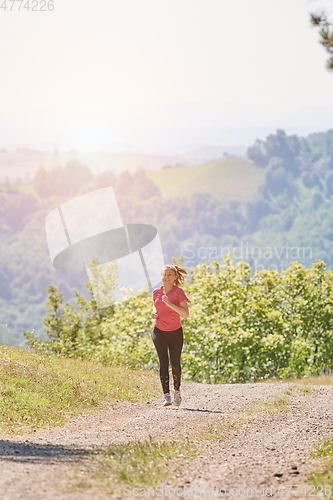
left=161, top=268, right=177, bottom=287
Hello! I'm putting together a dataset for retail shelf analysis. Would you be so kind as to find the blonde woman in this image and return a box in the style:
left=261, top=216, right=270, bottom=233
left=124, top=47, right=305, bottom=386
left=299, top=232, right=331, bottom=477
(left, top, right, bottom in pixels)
left=151, top=265, right=189, bottom=406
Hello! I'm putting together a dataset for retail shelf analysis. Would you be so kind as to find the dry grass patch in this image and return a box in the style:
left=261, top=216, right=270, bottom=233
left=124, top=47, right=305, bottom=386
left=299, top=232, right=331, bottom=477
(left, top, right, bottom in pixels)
left=263, top=374, right=333, bottom=385
left=194, top=388, right=293, bottom=443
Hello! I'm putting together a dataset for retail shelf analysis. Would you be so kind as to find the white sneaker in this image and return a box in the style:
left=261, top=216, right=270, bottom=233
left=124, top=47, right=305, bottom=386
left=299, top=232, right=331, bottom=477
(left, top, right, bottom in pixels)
left=173, top=390, right=182, bottom=406
left=163, top=393, right=172, bottom=406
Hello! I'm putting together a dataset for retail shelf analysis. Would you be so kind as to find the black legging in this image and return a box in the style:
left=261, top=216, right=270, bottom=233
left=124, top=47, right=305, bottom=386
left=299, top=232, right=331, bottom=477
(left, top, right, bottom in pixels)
left=152, top=326, right=184, bottom=394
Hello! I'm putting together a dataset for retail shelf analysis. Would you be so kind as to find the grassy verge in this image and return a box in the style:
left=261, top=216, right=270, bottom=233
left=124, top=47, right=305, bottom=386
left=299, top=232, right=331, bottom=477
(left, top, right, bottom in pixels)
left=264, top=374, right=333, bottom=385
left=308, top=438, right=333, bottom=494
left=0, top=346, right=160, bottom=434
left=60, top=437, right=197, bottom=495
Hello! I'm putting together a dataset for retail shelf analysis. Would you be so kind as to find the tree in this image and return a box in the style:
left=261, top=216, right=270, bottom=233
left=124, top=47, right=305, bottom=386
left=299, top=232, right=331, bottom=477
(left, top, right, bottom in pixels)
left=247, top=130, right=302, bottom=173
left=33, top=162, right=93, bottom=198
left=247, top=139, right=267, bottom=167
left=64, top=160, right=93, bottom=194
left=3, top=192, right=38, bottom=230
left=310, top=5, right=333, bottom=71
left=265, top=165, right=289, bottom=197
left=132, top=168, right=161, bottom=199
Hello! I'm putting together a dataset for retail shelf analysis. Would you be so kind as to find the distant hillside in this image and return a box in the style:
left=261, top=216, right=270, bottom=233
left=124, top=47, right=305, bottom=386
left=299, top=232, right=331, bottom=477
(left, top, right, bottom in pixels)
left=180, top=144, right=247, bottom=162
left=145, top=156, right=264, bottom=200
left=0, top=150, right=195, bottom=181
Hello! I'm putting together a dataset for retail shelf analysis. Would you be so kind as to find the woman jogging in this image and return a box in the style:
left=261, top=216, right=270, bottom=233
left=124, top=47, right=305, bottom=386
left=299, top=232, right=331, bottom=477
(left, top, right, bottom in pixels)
left=151, top=265, right=189, bottom=407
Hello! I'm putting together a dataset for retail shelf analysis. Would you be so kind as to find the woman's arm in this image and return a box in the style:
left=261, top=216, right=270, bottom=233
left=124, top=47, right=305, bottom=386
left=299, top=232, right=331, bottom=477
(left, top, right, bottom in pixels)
left=162, top=297, right=189, bottom=318
left=151, top=304, right=158, bottom=319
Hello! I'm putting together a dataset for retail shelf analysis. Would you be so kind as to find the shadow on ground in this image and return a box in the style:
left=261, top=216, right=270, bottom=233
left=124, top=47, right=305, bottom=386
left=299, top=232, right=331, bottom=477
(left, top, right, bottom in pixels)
left=181, top=408, right=225, bottom=414
left=0, top=440, right=92, bottom=464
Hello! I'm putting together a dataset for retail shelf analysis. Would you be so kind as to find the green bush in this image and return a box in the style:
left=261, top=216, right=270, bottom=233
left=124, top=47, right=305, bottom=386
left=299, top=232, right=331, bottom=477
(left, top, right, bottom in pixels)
left=25, top=256, right=333, bottom=383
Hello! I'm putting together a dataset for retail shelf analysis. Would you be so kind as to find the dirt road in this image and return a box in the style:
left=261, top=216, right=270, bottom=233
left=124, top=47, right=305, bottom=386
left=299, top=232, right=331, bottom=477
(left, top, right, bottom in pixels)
left=0, top=381, right=332, bottom=500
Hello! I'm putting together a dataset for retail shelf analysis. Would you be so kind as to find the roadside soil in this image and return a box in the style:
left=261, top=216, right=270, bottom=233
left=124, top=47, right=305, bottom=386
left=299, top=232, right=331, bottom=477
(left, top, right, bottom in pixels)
left=0, top=381, right=332, bottom=500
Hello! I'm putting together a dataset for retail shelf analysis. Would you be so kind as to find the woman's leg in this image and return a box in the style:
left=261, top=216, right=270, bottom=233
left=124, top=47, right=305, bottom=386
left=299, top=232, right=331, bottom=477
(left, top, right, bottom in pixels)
left=152, top=327, right=170, bottom=394
left=167, top=327, right=184, bottom=391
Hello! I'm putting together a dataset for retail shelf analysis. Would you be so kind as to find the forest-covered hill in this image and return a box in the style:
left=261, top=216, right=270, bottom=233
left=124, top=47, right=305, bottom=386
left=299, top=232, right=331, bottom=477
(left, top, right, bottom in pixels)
left=1, top=128, right=333, bottom=344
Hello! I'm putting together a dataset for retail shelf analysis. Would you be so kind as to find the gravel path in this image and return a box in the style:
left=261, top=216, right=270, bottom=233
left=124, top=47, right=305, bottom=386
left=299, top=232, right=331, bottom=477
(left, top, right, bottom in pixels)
left=0, top=381, right=332, bottom=500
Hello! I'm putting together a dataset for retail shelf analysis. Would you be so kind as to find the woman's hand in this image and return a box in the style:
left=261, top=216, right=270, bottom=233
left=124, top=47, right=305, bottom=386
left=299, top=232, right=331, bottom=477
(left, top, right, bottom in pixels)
left=162, top=295, right=171, bottom=306
left=151, top=312, right=158, bottom=319
left=161, top=298, right=189, bottom=318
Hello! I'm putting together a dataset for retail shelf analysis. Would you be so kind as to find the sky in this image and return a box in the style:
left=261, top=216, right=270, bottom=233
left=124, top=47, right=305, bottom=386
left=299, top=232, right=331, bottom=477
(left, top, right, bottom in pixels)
left=0, top=0, right=333, bottom=153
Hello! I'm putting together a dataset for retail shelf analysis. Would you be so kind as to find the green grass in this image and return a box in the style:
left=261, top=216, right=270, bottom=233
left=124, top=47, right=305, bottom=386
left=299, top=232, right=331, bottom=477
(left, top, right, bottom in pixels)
left=239, top=388, right=292, bottom=415
left=0, top=346, right=160, bottom=434
left=293, top=385, right=314, bottom=393
left=196, top=420, right=229, bottom=441
left=241, top=391, right=292, bottom=415
left=146, top=156, right=264, bottom=200
left=62, top=437, right=197, bottom=494
left=260, top=392, right=291, bottom=413
left=308, top=438, right=333, bottom=493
